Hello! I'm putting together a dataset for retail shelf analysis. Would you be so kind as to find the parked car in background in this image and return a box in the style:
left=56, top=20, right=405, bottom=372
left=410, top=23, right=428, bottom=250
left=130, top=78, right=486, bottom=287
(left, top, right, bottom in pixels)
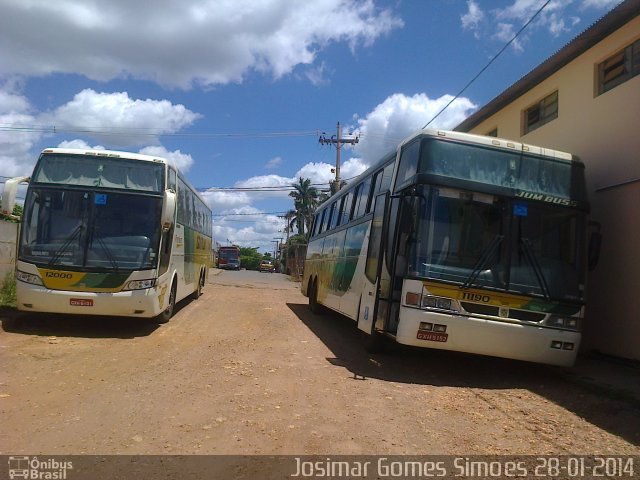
left=259, top=260, right=275, bottom=273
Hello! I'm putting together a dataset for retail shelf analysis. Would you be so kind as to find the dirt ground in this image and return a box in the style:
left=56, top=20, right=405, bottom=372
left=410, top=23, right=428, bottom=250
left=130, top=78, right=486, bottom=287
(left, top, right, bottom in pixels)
left=1, top=270, right=639, bottom=456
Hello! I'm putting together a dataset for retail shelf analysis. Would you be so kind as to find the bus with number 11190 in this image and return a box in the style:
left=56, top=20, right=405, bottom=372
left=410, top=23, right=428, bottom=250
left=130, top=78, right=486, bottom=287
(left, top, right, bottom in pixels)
left=1, top=147, right=212, bottom=323
left=302, top=129, right=600, bottom=366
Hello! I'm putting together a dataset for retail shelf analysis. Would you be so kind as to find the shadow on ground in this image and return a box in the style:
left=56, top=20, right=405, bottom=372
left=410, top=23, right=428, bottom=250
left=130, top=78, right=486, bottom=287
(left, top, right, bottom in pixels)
left=287, top=302, right=640, bottom=446
left=0, top=298, right=190, bottom=339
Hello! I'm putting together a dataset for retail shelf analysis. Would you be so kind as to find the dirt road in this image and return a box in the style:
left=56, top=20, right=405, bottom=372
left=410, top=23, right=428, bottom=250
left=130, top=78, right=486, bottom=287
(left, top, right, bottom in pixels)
left=1, top=270, right=638, bottom=455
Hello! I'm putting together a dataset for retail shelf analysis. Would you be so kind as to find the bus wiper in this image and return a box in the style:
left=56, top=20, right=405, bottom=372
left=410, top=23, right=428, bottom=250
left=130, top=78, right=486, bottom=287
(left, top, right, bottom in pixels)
left=520, top=237, right=551, bottom=301
left=460, top=234, right=503, bottom=290
left=48, top=225, right=83, bottom=266
left=96, top=237, right=120, bottom=272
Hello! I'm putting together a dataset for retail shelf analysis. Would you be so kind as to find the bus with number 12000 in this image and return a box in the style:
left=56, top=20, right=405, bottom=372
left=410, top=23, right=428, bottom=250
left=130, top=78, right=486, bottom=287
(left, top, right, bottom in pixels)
left=302, top=129, right=600, bottom=366
left=1, top=147, right=212, bottom=323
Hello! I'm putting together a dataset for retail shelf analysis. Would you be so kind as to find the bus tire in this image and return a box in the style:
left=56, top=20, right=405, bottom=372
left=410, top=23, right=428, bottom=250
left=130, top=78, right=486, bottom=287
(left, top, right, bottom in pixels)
left=191, top=270, right=203, bottom=300
left=309, top=278, right=323, bottom=315
left=156, top=281, right=176, bottom=324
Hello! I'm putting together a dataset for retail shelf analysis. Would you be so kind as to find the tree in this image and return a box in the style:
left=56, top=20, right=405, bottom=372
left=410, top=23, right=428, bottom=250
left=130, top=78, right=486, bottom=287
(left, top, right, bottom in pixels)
left=239, top=246, right=262, bottom=271
left=288, top=177, right=320, bottom=237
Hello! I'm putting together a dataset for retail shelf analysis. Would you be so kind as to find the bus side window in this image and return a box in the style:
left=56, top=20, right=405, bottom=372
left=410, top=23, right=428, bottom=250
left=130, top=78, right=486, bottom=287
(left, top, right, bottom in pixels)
left=335, top=195, right=346, bottom=228
left=168, top=168, right=177, bottom=192
left=395, top=141, right=420, bottom=191
left=158, top=226, right=173, bottom=275
left=317, top=209, right=327, bottom=235
left=355, top=178, right=372, bottom=217
left=341, top=191, right=354, bottom=224
left=329, top=200, right=343, bottom=230
left=310, top=213, right=319, bottom=238
left=326, top=202, right=337, bottom=231
left=372, top=169, right=383, bottom=196
left=380, top=162, right=394, bottom=191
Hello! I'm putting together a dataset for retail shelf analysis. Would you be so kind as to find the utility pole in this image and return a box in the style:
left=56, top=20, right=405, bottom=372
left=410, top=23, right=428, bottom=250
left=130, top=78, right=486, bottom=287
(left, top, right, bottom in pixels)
left=319, top=122, right=359, bottom=194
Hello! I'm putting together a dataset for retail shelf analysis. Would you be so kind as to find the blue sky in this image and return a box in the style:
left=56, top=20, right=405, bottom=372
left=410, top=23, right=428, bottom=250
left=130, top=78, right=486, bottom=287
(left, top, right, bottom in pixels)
left=0, top=0, right=621, bottom=252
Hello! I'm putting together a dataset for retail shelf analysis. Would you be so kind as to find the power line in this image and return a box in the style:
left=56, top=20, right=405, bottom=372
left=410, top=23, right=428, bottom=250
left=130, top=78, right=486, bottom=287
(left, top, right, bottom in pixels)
left=0, top=124, right=320, bottom=139
left=212, top=211, right=287, bottom=217
left=423, top=0, right=552, bottom=129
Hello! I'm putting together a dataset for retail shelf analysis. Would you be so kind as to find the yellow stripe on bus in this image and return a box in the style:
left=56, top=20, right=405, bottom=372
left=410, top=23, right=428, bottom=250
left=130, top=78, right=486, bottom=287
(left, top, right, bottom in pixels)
left=422, top=280, right=532, bottom=309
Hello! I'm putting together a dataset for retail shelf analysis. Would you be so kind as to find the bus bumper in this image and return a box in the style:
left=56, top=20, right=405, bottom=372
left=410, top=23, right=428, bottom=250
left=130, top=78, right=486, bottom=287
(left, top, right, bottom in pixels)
left=16, top=282, right=165, bottom=318
left=396, top=306, right=580, bottom=367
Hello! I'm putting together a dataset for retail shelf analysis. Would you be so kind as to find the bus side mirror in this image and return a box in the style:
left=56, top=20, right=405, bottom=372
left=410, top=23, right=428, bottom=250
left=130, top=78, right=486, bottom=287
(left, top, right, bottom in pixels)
left=588, top=221, right=602, bottom=271
left=1, top=176, right=30, bottom=218
left=162, top=190, right=176, bottom=231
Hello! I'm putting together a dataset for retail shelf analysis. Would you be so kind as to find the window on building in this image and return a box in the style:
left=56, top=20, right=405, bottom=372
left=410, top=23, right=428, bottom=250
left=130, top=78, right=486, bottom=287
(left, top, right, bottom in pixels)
left=523, top=91, right=558, bottom=134
left=597, top=39, right=640, bottom=96
left=486, top=128, right=498, bottom=137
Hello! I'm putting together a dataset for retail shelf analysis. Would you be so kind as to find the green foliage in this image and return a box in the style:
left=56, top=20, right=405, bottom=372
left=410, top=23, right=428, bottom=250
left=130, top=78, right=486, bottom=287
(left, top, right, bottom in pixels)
left=239, top=246, right=263, bottom=271
left=0, top=272, right=16, bottom=308
left=285, top=234, right=308, bottom=256
left=288, top=177, right=321, bottom=236
left=0, top=199, right=23, bottom=223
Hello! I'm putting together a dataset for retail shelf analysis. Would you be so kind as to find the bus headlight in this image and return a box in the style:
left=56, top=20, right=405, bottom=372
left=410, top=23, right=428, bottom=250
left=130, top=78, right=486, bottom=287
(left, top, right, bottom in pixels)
left=546, top=315, right=580, bottom=331
left=405, top=292, right=457, bottom=312
left=16, top=270, right=44, bottom=286
left=123, top=279, right=156, bottom=291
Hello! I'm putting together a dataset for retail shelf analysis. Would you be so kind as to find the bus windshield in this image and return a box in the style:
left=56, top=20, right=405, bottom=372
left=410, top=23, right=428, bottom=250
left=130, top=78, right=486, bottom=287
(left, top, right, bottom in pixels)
left=407, top=187, right=586, bottom=302
left=32, top=153, right=165, bottom=193
left=19, top=188, right=163, bottom=271
left=219, top=250, right=238, bottom=260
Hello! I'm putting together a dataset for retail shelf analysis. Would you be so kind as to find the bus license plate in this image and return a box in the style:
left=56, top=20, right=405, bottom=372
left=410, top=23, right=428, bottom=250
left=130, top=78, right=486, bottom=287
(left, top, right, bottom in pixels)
left=417, top=330, right=448, bottom=342
left=70, top=299, right=93, bottom=307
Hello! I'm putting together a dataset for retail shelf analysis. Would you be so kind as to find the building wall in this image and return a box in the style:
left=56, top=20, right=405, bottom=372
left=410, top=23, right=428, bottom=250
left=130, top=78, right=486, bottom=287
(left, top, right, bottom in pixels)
left=0, top=220, right=18, bottom=282
left=465, top=17, right=640, bottom=360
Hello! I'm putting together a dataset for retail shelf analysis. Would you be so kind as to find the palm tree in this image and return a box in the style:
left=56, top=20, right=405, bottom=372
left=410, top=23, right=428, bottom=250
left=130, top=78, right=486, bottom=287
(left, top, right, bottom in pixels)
left=288, top=177, right=320, bottom=236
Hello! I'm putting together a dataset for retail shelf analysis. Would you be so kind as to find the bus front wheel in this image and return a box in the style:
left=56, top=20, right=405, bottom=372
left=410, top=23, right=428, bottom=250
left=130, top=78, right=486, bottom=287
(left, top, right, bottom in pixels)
left=156, top=282, right=176, bottom=324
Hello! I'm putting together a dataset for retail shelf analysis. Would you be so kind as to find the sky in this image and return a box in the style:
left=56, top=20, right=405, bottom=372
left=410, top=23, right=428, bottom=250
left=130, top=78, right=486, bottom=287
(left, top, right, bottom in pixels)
left=0, top=0, right=622, bottom=253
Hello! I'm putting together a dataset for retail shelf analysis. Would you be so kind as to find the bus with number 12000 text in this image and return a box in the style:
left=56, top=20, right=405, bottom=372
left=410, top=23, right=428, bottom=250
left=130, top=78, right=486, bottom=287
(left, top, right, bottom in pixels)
left=1, top=147, right=212, bottom=323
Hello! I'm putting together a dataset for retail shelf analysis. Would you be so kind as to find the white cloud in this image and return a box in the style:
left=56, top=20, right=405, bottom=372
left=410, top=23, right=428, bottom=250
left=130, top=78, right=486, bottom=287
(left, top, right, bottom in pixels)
left=0, top=84, right=202, bottom=177
left=466, top=0, right=620, bottom=51
left=201, top=190, right=252, bottom=210
left=138, top=146, right=194, bottom=172
left=352, top=93, right=477, bottom=165
left=461, top=0, right=485, bottom=34
left=265, top=156, right=283, bottom=169
left=0, top=0, right=403, bottom=88
left=57, top=139, right=105, bottom=150
left=44, top=89, right=201, bottom=147
left=0, top=86, right=40, bottom=176
left=493, top=23, right=524, bottom=52
left=579, top=0, right=620, bottom=9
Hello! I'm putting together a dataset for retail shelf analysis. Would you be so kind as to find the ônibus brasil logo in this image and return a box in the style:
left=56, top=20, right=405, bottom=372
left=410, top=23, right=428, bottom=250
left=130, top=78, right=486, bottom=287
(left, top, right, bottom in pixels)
left=8, top=456, right=73, bottom=480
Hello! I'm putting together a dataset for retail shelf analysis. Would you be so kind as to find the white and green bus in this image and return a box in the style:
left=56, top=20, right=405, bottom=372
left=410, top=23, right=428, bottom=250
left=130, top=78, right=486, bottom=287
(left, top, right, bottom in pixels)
left=302, top=129, right=600, bottom=366
left=1, top=148, right=212, bottom=323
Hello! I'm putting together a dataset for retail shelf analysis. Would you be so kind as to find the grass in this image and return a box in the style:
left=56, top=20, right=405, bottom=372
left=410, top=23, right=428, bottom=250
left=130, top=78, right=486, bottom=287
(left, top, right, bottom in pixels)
left=0, top=272, right=17, bottom=308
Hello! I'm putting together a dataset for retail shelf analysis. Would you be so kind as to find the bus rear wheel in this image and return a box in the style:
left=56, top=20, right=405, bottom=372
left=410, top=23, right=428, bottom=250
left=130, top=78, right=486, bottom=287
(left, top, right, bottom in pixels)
left=309, top=279, right=323, bottom=315
left=156, top=282, right=176, bottom=324
left=192, top=270, right=204, bottom=300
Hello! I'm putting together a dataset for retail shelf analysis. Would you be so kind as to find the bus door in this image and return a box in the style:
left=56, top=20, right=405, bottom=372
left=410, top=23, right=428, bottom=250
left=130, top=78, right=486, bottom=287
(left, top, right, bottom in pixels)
left=375, top=195, right=403, bottom=334
left=379, top=195, right=414, bottom=334
left=358, top=193, right=389, bottom=334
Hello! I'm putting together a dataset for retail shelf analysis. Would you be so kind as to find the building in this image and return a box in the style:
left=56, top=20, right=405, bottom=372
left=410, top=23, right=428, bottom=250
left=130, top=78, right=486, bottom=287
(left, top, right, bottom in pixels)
left=455, top=0, right=640, bottom=361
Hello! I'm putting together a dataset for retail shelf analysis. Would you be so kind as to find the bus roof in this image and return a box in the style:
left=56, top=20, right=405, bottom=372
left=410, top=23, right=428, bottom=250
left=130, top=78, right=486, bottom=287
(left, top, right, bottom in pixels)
left=398, top=129, right=576, bottom=163
left=325, top=128, right=582, bottom=206
left=41, top=147, right=170, bottom=165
